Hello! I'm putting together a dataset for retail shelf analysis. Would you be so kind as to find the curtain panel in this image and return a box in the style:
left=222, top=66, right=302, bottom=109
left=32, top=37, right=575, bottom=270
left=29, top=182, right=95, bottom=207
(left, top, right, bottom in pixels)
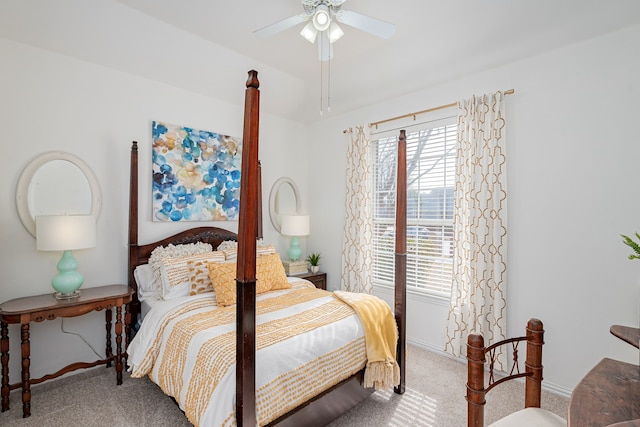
left=444, top=92, right=508, bottom=367
left=341, top=125, right=374, bottom=293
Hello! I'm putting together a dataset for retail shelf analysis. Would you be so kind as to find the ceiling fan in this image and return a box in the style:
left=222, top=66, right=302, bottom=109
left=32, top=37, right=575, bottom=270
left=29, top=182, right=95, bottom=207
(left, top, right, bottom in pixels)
left=253, top=0, right=396, bottom=61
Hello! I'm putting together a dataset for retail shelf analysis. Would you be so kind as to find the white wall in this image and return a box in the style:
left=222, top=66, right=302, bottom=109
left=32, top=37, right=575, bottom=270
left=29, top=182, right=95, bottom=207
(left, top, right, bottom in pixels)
left=308, top=25, right=640, bottom=395
left=1, top=12, right=639, bottom=400
left=0, top=38, right=308, bottom=379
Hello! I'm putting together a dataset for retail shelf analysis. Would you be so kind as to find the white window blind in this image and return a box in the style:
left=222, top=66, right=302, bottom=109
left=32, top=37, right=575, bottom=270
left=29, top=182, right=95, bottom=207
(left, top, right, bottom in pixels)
left=371, top=117, right=456, bottom=297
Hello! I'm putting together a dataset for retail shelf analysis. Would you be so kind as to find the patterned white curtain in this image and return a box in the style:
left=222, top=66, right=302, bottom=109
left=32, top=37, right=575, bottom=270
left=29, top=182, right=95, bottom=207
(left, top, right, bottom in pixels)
left=444, top=92, right=508, bottom=366
left=341, top=125, right=373, bottom=293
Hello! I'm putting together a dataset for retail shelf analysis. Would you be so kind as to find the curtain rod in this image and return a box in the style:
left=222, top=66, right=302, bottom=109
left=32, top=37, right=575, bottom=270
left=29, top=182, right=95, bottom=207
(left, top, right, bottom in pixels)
left=343, top=89, right=514, bottom=133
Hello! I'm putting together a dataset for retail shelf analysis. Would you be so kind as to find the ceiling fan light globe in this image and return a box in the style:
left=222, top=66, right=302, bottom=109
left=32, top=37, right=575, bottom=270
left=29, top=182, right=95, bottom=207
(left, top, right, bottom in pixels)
left=328, top=21, right=344, bottom=43
left=312, top=5, right=331, bottom=31
left=314, top=12, right=329, bottom=27
left=300, top=22, right=318, bottom=43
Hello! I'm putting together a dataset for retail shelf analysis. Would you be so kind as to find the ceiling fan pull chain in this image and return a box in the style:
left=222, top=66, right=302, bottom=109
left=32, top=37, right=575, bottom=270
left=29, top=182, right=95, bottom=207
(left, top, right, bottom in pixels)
left=319, top=49, right=323, bottom=116
left=327, top=53, right=331, bottom=113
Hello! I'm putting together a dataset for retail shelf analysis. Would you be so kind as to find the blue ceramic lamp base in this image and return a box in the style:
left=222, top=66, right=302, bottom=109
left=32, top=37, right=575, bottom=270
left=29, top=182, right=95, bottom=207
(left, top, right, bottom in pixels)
left=287, top=236, right=302, bottom=261
left=52, top=250, right=84, bottom=299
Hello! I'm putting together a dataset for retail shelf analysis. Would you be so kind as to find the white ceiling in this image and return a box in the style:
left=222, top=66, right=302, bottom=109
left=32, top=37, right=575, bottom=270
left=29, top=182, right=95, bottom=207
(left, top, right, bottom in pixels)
left=2, top=0, right=640, bottom=122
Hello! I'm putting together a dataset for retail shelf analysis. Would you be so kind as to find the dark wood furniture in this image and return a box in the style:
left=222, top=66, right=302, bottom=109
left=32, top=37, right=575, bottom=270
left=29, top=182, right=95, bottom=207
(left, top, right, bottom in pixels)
left=127, top=70, right=408, bottom=426
left=567, top=325, right=640, bottom=427
left=394, top=129, right=407, bottom=395
left=296, top=272, right=327, bottom=290
left=568, top=358, right=640, bottom=427
left=607, top=421, right=640, bottom=427
left=0, top=284, right=133, bottom=418
left=466, top=318, right=562, bottom=427
left=610, top=324, right=640, bottom=349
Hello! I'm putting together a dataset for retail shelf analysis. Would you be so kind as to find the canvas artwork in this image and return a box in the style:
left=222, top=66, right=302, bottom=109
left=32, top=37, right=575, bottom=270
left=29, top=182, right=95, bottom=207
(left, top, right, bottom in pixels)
left=151, top=121, right=242, bottom=222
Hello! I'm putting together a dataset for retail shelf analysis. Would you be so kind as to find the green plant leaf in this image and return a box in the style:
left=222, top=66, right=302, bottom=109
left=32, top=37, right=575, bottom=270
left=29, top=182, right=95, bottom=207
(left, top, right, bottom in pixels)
left=621, top=232, right=640, bottom=259
left=306, top=252, right=321, bottom=265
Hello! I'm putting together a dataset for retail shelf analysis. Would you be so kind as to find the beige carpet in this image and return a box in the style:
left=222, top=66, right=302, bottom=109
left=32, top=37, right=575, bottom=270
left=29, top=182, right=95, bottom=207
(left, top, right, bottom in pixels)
left=0, top=344, right=568, bottom=426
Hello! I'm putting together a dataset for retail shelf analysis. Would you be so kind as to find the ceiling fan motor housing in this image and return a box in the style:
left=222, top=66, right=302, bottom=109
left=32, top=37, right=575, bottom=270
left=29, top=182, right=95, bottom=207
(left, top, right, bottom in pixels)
left=253, top=0, right=394, bottom=45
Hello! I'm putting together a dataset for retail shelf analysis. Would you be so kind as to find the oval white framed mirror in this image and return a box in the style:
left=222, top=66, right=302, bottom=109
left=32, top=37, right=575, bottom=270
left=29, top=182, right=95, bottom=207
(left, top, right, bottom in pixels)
left=16, top=151, right=102, bottom=237
left=268, top=177, right=302, bottom=233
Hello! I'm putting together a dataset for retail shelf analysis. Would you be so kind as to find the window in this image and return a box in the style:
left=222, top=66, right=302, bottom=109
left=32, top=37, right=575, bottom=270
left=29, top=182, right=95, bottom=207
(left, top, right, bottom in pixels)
left=371, top=117, right=456, bottom=297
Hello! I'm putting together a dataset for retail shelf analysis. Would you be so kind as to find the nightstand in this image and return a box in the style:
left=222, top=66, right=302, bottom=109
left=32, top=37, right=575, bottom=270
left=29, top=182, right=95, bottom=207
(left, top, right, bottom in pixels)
left=296, top=272, right=327, bottom=290
left=0, top=284, right=133, bottom=418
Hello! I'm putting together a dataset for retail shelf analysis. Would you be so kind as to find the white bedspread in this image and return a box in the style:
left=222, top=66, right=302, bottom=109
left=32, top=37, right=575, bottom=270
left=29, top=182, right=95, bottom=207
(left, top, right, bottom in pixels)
left=127, top=279, right=367, bottom=426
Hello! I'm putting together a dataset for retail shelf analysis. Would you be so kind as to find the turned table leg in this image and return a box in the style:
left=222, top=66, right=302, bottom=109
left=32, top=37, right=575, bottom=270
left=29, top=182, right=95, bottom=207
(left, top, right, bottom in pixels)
left=20, top=323, right=30, bottom=418
left=1, top=321, right=9, bottom=412
left=124, top=303, right=131, bottom=359
left=115, top=305, right=123, bottom=385
left=105, top=308, right=113, bottom=368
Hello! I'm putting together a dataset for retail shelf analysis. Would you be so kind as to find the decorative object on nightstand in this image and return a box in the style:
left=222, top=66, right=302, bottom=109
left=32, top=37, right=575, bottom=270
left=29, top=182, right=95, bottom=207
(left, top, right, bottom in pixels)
left=282, top=260, right=308, bottom=276
left=36, top=214, right=96, bottom=299
left=306, top=252, right=321, bottom=274
left=281, top=214, right=310, bottom=275
left=281, top=214, right=309, bottom=261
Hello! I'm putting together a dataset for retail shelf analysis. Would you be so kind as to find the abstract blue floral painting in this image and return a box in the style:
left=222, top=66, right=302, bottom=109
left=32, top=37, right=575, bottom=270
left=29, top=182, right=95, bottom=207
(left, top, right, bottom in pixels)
left=151, top=121, right=242, bottom=222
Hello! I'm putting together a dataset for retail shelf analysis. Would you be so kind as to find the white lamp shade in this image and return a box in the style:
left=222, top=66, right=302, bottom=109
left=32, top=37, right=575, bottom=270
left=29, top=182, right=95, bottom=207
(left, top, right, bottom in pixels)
left=36, top=214, right=96, bottom=251
left=280, top=215, right=310, bottom=237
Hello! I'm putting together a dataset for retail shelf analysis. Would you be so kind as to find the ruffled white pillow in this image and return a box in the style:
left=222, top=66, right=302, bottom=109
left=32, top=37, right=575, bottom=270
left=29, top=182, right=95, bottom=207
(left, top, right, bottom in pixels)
left=216, top=238, right=265, bottom=252
left=148, top=242, right=212, bottom=299
left=216, top=240, right=237, bottom=251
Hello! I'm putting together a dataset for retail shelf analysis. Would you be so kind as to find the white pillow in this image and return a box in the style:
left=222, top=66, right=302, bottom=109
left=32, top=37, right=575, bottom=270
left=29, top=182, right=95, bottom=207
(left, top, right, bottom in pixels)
left=133, top=264, right=157, bottom=302
left=148, top=242, right=212, bottom=298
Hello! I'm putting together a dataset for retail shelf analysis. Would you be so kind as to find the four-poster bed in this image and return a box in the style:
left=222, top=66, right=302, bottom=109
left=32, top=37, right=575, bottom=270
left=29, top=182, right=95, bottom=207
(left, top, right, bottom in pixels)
left=126, top=70, right=407, bottom=426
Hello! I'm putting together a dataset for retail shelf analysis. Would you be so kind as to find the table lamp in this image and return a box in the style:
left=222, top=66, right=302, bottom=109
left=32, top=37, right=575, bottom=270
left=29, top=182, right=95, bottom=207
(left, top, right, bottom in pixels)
left=36, top=214, right=96, bottom=299
left=280, top=215, right=310, bottom=261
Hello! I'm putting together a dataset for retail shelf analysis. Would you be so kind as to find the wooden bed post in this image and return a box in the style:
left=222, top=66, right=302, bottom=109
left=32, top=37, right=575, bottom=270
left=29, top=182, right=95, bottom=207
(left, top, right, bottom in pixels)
left=466, top=333, right=486, bottom=427
left=236, top=70, right=260, bottom=427
left=128, top=141, right=140, bottom=327
left=524, top=318, right=544, bottom=408
left=394, top=130, right=407, bottom=395
left=258, top=160, right=263, bottom=240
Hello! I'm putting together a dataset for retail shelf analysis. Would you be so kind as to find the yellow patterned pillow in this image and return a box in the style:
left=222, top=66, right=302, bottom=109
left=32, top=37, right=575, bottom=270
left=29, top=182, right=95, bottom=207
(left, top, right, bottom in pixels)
left=258, top=253, right=290, bottom=291
left=160, top=251, right=225, bottom=300
left=208, top=253, right=290, bottom=306
left=207, top=261, right=238, bottom=306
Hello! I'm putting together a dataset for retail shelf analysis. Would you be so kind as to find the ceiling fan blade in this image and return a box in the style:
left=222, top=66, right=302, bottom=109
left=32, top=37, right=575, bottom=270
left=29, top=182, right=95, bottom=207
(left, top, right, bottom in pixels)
left=335, top=9, right=396, bottom=39
left=253, top=14, right=310, bottom=39
left=317, top=31, right=333, bottom=61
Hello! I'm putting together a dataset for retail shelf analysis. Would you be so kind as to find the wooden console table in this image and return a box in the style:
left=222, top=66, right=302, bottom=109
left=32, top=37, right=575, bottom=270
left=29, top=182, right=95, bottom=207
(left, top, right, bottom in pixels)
left=0, top=285, right=133, bottom=418
left=568, top=325, right=640, bottom=426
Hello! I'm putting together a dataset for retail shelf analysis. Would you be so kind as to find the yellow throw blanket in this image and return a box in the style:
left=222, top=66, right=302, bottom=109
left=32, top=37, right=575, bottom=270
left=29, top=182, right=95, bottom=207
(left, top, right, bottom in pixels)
left=333, top=291, right=400, bottom=390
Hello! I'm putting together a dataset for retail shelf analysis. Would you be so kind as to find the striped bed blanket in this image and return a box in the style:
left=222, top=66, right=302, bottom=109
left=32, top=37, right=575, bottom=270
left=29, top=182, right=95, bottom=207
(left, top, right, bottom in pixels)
left=127, top=280, right=368, bottom=426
